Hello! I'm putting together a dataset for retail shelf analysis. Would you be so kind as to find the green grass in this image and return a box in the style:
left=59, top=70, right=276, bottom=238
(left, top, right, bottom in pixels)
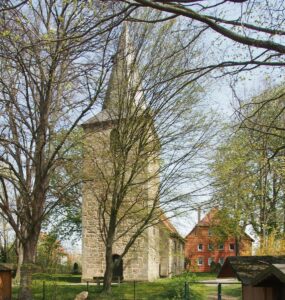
left=222, top=284, right=242, bottom=298
left=187, top=273, right=241, bottom=300
left=190, top=272, right=216, bottom=280
left=12, top=272, right=241, bottom=300
left=33, top=273, right=82, bottom=283
left=13, top=283, right=88, bottom=300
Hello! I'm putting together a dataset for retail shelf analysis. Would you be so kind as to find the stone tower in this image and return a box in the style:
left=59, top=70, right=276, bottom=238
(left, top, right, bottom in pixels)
left=81, top=25, right=163, bottom=282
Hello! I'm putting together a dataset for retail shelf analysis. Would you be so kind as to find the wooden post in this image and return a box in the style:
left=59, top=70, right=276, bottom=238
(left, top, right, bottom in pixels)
left=54, top=281, right=57, bottom=300
left=217, top=283, right=222, bottom=300
left=184, top=282, right=190, bottom=300
left=42, top=281, right=46, bottom=300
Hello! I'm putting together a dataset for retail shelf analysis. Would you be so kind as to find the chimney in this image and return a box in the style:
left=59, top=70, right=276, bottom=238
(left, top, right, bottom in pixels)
left=197, top=207, right=201, bottom=223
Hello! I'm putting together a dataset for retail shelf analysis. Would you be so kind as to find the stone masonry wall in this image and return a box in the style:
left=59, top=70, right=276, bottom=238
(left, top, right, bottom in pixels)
left=81, top=125, right=161, bottom=281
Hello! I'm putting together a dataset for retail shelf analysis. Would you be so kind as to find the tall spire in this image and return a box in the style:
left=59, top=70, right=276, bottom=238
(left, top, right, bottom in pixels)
left=102, top=23, right=142, bottom=111
left=82, top=23, right=144, bottom=128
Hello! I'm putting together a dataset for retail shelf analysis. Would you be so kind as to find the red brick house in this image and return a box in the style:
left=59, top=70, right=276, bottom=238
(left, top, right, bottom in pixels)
left=185, top=209, right=253, bottom=272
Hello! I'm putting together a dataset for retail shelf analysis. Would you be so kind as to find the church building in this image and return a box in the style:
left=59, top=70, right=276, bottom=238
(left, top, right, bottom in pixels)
left=81, top=25, right=184, bottom=282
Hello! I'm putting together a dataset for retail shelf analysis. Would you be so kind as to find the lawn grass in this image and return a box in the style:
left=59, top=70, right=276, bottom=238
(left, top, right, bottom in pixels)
left=189, top=273, right=242, bottom=300
left=222, top=284, right=242, bottom=298
left=33, top=273, right=82, bottom=283
left=12, top=272, right=241, bottom=300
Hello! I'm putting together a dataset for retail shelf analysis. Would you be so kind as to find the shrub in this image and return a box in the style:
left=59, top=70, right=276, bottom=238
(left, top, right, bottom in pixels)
left=210, top=261, right=221, bottom=274
left=160, top=272, right=205, bottom=300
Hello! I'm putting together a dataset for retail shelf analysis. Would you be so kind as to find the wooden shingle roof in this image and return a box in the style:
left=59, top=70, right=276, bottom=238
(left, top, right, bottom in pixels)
left=251, top=263, right=285, bottom=286
left=0, top=263, right=14, bottom=272
left=218, top=256, right=285, bottom=285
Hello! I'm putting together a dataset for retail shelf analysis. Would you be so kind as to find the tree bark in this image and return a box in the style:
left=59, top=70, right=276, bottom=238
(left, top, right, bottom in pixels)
left=15, top=242, right=23, bottom=283
left=235, top=237, right=239, bottom=256
left=130, top=0, right=285, bottom=55
left=18, top=237, right=38, bottom=300
left=103, top=205, right=118, bottom=293
left=103, top=244, right=114, bottom=294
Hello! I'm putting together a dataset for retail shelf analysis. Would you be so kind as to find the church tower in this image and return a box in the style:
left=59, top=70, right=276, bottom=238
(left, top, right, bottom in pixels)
left=81, top=25, right=162, bottom=282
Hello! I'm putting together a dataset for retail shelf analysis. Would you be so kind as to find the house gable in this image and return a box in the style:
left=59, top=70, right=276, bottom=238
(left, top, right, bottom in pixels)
left=185, top=208, right=253, bottom=272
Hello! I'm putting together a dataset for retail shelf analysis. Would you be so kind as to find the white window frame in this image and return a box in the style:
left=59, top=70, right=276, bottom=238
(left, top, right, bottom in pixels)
left=198, top=243, right=203, bottom=251
left=229, top=243, right=235, bottom=251
left=197, top=257, right=203, bottom=266
left=208, top=257, right=214, bottom=266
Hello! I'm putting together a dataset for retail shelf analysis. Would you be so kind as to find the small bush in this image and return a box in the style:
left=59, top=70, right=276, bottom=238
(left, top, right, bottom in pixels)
left=159, top=272, right=205, bottom=300
left=210, top=261, right=221, bottom=274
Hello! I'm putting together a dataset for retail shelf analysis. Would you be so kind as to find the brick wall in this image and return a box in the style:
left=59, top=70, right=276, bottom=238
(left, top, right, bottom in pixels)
left=185, top=225, right=252, bottom=272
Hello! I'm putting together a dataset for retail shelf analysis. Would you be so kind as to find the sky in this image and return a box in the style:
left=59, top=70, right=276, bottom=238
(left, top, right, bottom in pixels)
left=170, top=0, right=285, bottom=236
left=174, top=70, right=284, bottom=237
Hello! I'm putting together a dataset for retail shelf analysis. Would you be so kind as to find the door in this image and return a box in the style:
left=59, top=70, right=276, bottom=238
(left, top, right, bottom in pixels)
left=112, top=254, right=123, bottom=280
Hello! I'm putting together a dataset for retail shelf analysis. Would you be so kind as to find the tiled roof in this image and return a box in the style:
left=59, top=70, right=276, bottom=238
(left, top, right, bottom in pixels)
left=197, top=208, right=218, bottom=226
left=160, top=216, right=179, bottom=234
left=159, top=214, right=184, bottom=242
left=185, top=208, right=254, bottom=242
left=82, top=109, right=118, bottom=127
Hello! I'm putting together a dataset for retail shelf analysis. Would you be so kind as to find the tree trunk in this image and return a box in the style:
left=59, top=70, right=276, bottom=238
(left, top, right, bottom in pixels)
left=103, top=244, right=113, bottom=294
left=18, top=238, right=38, bottom=300
left=15, top=242, right=23, bottom=283
left=235, top=237, right=239, bottom=256
left=102, top=207, right=117, bottom=294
